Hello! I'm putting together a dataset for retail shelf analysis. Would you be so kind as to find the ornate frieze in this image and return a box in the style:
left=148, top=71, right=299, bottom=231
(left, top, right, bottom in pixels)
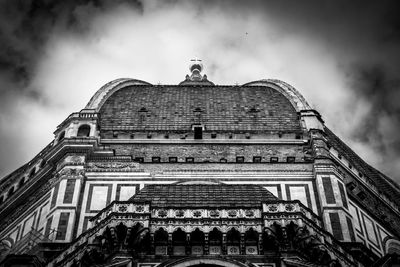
left=86, top=161, right=142, bottom=172
left=151, top=208, right=260, bottom=220
left=49, top=197, right=356, bottom=267
left=55, top=168, right=85, bottom=178
left=56, top=155, right=86, bottom=171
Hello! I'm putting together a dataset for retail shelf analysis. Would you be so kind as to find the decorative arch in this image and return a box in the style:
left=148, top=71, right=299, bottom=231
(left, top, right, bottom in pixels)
left=154, top=228, right=168, bottom=246
left=85, top=78, right=152, bottom=111
left=18, top=177, right=25, bottom=188
left=226, top=228, right=241, bottom=246
left=226, top=226, right=240, bottom=233
left=77, top=124, right=91, bottom=137
left=172, top=228, right=187, bottom=245
left=58, top=131, right=65, bottom=141
left=29, top=168, right=36, bottom=178
left=7, top=186, right=14, bottom=197
left=244, top=228, right=258, bottom=243
left=209, top=228, right=223, bottom=244
left=191, top=228, right=205, bottom=244
left=153, top=226, right=168, bottom=233
left=40, top=159, right=46, bottom=168
left=1, top=238, right=13, bottom=249
left=384, top=238, right=400, bottom=254
left=159, top=257, right=250, bottom=267
left=208, top=226, right=223, bottom=233
left=0, top=239, right=12, bottom=262
left=242, top=79, right=311, bottom=112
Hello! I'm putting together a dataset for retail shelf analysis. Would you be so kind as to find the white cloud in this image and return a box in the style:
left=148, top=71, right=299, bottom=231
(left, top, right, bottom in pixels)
left=1, top=0, right=399, bottom=183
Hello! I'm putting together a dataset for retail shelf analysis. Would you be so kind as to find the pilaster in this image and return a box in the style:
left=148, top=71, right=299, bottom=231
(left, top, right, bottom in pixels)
left=47, top=154, right=86, bottom=243
left=311, top=130, right=355, bottom=242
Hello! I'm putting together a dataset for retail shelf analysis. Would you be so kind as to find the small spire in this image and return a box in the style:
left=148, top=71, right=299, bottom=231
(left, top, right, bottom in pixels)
left=179, top=58, right=214, bottom=86
left=189, top=58, right=203, bottom=81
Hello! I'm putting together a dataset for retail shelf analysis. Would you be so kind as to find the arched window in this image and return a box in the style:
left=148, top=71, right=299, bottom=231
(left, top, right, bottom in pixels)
left=154, top=228, right=168, bottom=255
left=40, top=159, right=46, bottom=168
left=115, top=223, right=127, bottom=247
left=263, top=225, right=280, bottom=251
left=172, top=228, right=186, bottom=255
left=58, top=131, right=65, bottom=141
left=227, top=228, right=241, bottom=255
left=386, top=239, right=400, bottom=254
left=77, top=125, right=91, bottom=137
left=18, top=178, right=25, bottom=188
left=0, top=239, right=12, bottom=259
left=209, top=228, right=222, bottom=255
left=190, top=228, right=204, bottom=255
left=8, top=187, right=14, bottom=198
left=101, top=227, right=114, bottom=252
left=244, top=228, right=258, bottom=254
left=29, top=168, right=36, bottom=178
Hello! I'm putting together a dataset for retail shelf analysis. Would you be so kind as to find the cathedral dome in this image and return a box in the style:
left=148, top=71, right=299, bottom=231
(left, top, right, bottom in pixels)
left=94, top=79, right=305, bottom=135
left=2, top=65, right=400, bottom=267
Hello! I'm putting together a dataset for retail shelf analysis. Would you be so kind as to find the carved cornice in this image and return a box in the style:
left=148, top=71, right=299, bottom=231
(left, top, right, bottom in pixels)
left=86, top=162, right=143, bottom=172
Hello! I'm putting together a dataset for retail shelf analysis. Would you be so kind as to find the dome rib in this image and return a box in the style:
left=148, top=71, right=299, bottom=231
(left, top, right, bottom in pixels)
left=243, top=79, right=311, bottom=112
left=85, top=78, right=152, bottom=111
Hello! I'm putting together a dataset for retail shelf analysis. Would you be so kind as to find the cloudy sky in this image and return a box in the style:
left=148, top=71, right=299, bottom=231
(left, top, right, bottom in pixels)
left=0, top=0, right=399, bottom=182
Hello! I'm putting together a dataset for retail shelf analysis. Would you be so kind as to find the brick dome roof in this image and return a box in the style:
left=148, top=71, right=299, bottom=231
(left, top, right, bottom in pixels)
left=98, top=84, right=302, bottom=133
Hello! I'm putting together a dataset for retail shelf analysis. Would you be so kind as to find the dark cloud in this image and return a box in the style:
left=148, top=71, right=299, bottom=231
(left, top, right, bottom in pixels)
left=0, top=0, right=399, bottom=183
left=0, top=0, right=143, bottom=87
left=345, top=63, right=400, bottom=156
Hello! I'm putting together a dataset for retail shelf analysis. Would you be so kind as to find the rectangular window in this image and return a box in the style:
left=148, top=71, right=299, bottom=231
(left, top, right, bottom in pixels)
left=329, top=213, right=343, bottom=240
left=44, top=216, right=53, bottom=238
left=152, top=157, right=161, bottom=163
left=347, top=182, right=356, bottom=191
left=186, top=157, right=194, bottom=163
left=134, top=157, right=144, bottom=163
left=169, top=157, right=178, bottom=163
left=322, top=177, right=336, bottom=204
left=50, top=183, right=60, bottom=209
left=253, top=156, right=262, bottom=163
left=346, top=216, right=356, bottom=241
left=357, top=191, right=366, bottom=200
left=56, top=212, right=70, bottom=241
left=194, top=127, right=203, bottom=139
left=338, top=182, right=348, bottom=209
left=286, top=157, right=295, bottom=163
left=236, top=156, right=244, bottom=163
left=63, top=179, right=76, bottom=204
left=270, top=157, right=278, bottom=163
